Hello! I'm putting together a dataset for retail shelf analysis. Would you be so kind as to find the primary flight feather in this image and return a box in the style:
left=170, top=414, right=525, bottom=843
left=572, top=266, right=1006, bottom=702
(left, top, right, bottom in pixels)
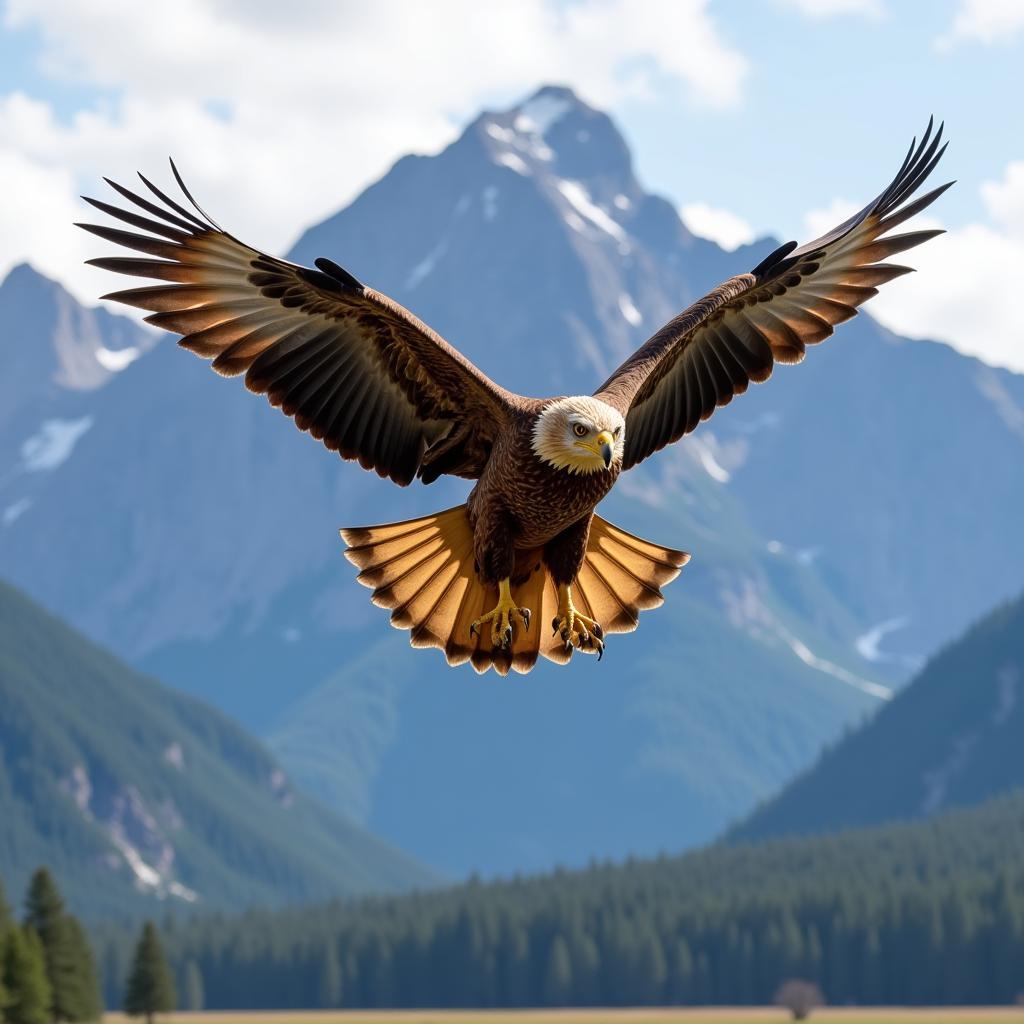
left=80, top=119, right=951, bottom=675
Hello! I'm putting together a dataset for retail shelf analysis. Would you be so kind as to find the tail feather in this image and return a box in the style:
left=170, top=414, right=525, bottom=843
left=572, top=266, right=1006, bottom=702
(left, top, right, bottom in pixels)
left=341, top=505, right=689, bottom=675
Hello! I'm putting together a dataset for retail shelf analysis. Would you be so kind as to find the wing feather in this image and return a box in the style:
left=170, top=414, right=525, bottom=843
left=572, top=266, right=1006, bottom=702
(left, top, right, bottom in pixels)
left=79, top=166, right=518, bottom=485
left=596, top=120, right=952, bottom=470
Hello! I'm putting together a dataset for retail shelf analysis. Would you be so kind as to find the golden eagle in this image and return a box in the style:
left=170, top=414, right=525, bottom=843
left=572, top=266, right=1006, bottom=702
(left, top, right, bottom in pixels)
left=80, top=120, right=949, bottom=674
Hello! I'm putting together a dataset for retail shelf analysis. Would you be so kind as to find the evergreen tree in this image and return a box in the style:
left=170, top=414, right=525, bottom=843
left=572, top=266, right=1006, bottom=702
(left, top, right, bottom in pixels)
left=181, top=961, right=204, bottom=1012
left=123, top=922, right=175, bottom=1024
left=2, top=927, right=52, bottom=1024
left=24, top=868, right=94, bottom=1022
left=65, top=919, right=102, bottom=1021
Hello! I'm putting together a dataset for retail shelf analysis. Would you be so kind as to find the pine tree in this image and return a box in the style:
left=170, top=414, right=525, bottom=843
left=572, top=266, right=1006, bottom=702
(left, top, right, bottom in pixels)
left=23, top=868, right=91, bottom=1021
left=65, top=918, right=102, bottom=1020
left=123, top=922, right=176, bottom=1024
left=2, top=927, right=52, bottom=1024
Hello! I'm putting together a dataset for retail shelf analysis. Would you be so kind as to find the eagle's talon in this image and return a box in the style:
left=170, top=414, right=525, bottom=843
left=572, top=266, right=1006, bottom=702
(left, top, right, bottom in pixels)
left=553, top=583, right=605, bottom=659
left=469, top=578, right=530, bottom=650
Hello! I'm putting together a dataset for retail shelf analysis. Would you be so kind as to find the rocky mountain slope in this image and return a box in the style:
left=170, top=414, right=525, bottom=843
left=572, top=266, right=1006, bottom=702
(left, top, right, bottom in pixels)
left=0, top=578, right=437, bottom=920
left=731, top=589, right=1024, bottom=841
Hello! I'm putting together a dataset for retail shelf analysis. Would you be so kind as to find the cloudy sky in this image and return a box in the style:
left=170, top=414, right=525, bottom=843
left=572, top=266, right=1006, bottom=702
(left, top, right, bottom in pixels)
left=1, top=0, right=1022, bottom=369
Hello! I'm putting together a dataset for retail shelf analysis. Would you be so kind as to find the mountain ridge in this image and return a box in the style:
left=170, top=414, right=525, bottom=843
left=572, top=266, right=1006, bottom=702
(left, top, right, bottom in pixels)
left=0, top=577, right=438, bottom=921
left=730, top=588, right=1024, bottom=842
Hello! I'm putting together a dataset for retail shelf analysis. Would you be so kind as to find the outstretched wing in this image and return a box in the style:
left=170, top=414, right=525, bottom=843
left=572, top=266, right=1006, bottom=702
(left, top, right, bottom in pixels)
left=78, top=165, right=518, bottom=485
left=596, top=119, right=952, bottom=471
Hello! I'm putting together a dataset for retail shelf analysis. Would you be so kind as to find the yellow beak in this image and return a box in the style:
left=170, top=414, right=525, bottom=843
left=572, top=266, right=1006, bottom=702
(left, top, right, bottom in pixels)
left=595, top=431, right=614, bottom=468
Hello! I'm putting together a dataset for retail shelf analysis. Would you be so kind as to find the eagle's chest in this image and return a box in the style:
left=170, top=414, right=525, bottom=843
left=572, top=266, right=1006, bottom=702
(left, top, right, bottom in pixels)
left=475, top=430, right=619, bottom=548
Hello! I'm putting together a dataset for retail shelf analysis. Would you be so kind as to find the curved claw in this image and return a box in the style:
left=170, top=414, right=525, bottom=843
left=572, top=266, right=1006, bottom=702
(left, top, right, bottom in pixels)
left=552, top=597, right=606, bottom=661
left=469, top=581, right=532, bottom=650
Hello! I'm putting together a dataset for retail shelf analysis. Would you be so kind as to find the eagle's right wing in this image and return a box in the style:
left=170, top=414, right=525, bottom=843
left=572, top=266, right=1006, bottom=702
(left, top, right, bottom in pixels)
left=595, top=119, right=951, bottom=471
left=79, top=165, right=519, bottom=485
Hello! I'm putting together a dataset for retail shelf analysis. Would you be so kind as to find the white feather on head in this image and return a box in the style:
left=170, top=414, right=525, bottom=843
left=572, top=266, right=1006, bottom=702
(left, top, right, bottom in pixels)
left=531, top=396, right=626, bottom=474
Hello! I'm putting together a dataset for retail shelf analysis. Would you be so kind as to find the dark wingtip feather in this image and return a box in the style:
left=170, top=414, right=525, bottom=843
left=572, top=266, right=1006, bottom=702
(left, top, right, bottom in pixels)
left=751, top=240, right=798, bottom=278
left=168, top=157, right=223, bottom=231
left=314, top=257, right=364, bottom=291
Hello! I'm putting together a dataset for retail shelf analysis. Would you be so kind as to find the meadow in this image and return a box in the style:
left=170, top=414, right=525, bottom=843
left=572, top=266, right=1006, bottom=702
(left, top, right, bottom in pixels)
left=102, top=1008, right=1024, bottom=1024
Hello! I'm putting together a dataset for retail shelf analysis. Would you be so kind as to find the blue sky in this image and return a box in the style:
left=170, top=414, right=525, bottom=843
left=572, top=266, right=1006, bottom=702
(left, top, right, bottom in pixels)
left=1, top=0, right=1021, bottom=368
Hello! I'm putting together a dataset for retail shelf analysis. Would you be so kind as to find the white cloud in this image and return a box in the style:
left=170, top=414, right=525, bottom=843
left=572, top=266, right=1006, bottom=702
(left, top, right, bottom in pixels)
left=0, top=0, right=747, bottom=300
left=935, top=0, right=1024, bottom=50
left=804, top=161, right=1024, bottom=373
left=802, top=197, right=860, bottom=241
left=781, top=0, right=885, bottom=18
left=682, top=202, right=756, bottom=250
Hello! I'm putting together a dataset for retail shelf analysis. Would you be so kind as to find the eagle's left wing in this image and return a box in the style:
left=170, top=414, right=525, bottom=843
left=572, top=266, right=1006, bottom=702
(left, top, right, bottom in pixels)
left=595, top=119, right=951, bottom=471
left=78, top=165, right=519, bottom=486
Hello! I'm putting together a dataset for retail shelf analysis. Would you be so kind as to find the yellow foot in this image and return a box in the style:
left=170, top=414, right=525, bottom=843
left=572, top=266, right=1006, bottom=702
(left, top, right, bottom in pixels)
left=552, top=584, right=605, bottom=660
left=470, top=578, right=531, bottom=649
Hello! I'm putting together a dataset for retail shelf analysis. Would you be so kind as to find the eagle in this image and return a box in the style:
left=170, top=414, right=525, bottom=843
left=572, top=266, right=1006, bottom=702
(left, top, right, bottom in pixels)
left=80, top=119, right=950, bottom=675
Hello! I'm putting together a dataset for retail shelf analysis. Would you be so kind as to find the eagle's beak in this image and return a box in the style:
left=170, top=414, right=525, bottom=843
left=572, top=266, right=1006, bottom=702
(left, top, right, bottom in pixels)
left=596, top=431, right=614, bottom=468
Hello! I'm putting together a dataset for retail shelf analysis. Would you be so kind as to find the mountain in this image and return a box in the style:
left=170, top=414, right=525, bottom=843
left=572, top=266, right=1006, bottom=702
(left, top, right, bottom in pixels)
left=1, top=85, right=1021, bottom=876
left=0, top=578, right=437, bottom=921
left=731, top=590, right=1024, bottom=841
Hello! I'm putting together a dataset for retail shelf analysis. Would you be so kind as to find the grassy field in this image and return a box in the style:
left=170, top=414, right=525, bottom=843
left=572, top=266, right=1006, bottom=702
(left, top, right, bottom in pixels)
left=104, top=1008, right=1024, bottom=1024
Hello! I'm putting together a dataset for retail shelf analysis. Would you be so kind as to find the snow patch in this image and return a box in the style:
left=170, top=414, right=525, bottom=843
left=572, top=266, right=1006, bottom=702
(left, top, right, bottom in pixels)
left=564, top=211, right=586, bottom=233
left=270, top=768, right=294, bottom=808
left=163, top=742, right=185, bottom=772
left=855, top=617, right=908, bottom=662
left=556, top=180, right=627, bottom=242
left=495, top=151, right=530, bottom=176
left=482, top=185, right=500, bottom=221
left=95, top=345, right=140, bottom=372
left=61, top=764, right=93, bottom=815
left=690, top=436, right=731, bottom=483
left=618, top=293, right=643, bottom=327
left=514, top=93, right=571, bottom=137
left=3, top=498, right=32, bottom=526
left=779, top=625, right=893, bottom=700
left=107, top=785, right=198, bottom=903
left=485, top=122, right=515, bottom=144
left=406, top=239, right=448, bottom=290
left=21, top=416, right=94, bottom=472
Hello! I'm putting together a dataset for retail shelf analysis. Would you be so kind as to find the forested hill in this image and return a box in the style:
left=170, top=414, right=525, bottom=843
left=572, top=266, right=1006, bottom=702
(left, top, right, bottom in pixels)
left=731, top=590, right=1024, bottom=842
left=96, top=790, right=1024, bottom=1009
left=0, top=579, right=437, bottom=920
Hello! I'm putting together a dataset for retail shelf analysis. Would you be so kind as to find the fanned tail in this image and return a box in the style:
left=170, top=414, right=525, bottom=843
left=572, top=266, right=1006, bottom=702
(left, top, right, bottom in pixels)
left=341, top=506, right=689, bottom=676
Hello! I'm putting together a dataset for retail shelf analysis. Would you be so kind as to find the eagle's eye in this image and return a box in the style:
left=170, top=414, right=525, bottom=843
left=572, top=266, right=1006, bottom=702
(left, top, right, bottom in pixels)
left=572, top=423, right=588, bottom=438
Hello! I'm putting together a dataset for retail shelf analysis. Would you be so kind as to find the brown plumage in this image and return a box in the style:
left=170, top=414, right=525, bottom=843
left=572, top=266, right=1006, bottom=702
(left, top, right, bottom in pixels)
left=79, top=119, right=950, bottom=674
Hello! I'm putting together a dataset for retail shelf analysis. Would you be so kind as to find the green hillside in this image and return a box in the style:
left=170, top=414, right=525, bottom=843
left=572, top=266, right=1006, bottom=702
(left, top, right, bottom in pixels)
left=96, top=790, right=1024, bottom=1008
left=731, top=591, right=1024, bottom=842
left=0, top=579, right=438, bottom=920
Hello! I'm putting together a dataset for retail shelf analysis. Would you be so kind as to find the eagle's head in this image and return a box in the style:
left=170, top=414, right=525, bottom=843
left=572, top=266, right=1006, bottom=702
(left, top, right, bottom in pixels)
left=531, top=396, right=625, bottom=475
